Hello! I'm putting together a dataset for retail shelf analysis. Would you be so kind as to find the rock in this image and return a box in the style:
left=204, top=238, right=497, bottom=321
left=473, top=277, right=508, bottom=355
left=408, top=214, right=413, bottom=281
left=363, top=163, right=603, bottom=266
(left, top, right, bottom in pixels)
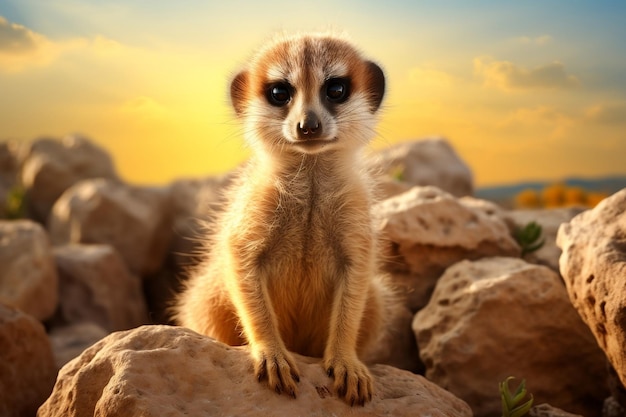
left=20, top=135, right=118, bottom=222
left=603, top=396, right=625, bottom=417
left=413, top=257, right=608, bottom=417
left=374, top=186, right=520, bottom=311
left=370, top=305, right=423, bottom=374
left=529, top=404, right=584, bottom=417
left=168, top=175, right=231, bottom=271
left=38, top=325, right=472, bottom=417
left=368, top=138, right=474, bottom=197
left=49, top=178, right=173, bottom=276
left=142, top=174, right=233, bottom=324
left=49, top=322, right=109, bottom=369
left=0, top=220, right=58, bottom=321
left=607, top=362, right=626, bottom=413
left=375, top=177, right=413, bottom=200
left=557, top=188, right=626, bottom=392
left=53, top=244, right=149, bottom=332
left=0, top=303, right=57, bottom=417
left=506, top=207, right=584, bottom=271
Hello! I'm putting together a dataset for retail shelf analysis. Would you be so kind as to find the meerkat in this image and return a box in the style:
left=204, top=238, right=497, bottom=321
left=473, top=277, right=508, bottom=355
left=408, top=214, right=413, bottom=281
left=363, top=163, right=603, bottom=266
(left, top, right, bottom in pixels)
left=173, top=32, right=394, bottom=406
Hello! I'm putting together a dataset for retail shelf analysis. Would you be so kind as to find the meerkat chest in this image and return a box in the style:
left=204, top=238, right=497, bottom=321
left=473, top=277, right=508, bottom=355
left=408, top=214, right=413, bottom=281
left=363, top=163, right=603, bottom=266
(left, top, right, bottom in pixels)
left=228, top=162, right=372, bottom=280
left=273, top=187, right=346, bottom=265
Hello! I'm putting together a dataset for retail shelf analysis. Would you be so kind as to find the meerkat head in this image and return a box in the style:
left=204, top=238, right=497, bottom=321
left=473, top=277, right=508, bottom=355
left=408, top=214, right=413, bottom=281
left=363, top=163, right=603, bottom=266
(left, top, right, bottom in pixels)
left=230, top=33, right=385, bottom=156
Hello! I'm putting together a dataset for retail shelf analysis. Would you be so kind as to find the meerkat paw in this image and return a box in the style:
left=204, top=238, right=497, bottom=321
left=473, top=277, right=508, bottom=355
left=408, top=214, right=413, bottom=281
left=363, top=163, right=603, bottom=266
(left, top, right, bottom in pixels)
left=253, top=347, right=301, bottom=398
left=324, top=355, right=373, bottom=406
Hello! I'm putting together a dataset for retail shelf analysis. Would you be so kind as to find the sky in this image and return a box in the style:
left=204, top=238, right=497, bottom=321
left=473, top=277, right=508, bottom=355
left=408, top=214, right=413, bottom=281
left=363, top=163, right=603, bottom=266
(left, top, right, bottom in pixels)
left=0, top=1, right=625, bottom=187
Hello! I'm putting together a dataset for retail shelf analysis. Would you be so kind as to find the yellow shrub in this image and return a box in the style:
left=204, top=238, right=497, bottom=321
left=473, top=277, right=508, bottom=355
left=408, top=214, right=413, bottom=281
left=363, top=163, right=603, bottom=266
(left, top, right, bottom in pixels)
left=513, top=183, right=608, bottom=209
left=541, top=183, right=567, bottom=208
left=515, top=189, right=541, bottom=208
left=587, top=191, right=609, bottom=207
left=563, top=186, right=587, bottom=206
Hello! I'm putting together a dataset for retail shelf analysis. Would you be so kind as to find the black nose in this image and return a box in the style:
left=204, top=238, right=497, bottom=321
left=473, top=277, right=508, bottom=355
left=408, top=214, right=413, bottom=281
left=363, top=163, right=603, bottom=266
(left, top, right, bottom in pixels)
left=297, top=112, right=322, bottom=140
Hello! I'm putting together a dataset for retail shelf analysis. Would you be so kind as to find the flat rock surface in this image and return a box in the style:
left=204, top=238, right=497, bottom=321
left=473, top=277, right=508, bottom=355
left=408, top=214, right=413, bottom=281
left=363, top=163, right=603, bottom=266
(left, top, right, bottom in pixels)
left=38, top=325, right=472, bottom=417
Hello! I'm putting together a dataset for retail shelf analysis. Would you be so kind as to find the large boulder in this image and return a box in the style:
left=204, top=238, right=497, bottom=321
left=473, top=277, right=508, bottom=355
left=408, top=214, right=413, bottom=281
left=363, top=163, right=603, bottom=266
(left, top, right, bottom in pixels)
left=0, top=220, right=58, bottom=321
left=20, top=136, right=118, bottom=222
left=53, top=244, right=149, bottom=332
left=49, top=179, right=173, bottom=276
left=39, top=325, right=472, bottom=417
left=413, top=257, right=608, bottom=417
left=368, top=138, right=474, bottom=197
left=557, top=189, right=626, bottom=391
left=374, top=186, right=520, bottom=311
left=0, top=303, right=57, bottom=417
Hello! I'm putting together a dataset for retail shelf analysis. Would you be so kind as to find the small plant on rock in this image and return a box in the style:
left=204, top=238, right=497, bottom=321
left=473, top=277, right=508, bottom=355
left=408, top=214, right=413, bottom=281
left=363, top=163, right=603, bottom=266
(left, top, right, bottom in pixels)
left=4, top=185, right=26, bottom=219
left=514, top=221, right=545, bottom=257
left=500, top=376, right=534, bottom=417
left=389, top=164, right=405, bottom=182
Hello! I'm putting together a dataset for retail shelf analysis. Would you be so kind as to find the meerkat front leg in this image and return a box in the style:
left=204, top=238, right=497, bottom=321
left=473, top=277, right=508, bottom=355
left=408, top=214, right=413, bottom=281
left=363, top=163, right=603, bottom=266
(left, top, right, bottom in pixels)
left=323, top=266, right=374, bottom=406
left=227, top=263, right=301, bottom=398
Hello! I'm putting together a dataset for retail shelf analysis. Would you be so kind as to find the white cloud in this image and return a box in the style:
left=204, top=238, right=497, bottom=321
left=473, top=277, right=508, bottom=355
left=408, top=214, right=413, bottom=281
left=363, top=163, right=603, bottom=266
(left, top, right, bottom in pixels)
left=0, top=16, right=41, bottom=53
left=0, top=15, right=123, bottom=72
left=586, top=102, right=626, bottom=124
left=500, top=106, right=574, bottom=139
left=514, top=35, right=553, bottom=45
left=474, top=56, right=579, bottom=91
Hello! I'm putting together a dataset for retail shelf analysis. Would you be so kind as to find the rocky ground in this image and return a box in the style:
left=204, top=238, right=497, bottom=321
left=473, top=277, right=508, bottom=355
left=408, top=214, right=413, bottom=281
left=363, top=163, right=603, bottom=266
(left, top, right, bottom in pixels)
left=0, top=135, right=625, bottom=417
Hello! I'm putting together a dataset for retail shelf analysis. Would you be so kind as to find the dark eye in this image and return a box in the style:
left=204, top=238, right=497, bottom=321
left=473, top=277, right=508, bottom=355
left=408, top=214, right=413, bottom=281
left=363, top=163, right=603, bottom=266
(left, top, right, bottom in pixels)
left=325, top=78, right=350, bottom=103
left=267, top=83, right=291, bottom=106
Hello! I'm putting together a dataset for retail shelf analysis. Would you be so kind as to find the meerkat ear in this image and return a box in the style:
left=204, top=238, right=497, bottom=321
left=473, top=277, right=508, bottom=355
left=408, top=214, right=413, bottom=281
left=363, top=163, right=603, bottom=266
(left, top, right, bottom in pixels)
left=364, top=61, right=385, bottom=112
left=230, top=71, right=249, bottom=117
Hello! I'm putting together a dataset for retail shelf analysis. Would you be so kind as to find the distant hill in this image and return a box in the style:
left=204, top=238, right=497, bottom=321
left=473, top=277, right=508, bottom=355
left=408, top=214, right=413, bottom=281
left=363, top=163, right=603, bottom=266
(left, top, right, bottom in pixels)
left=475, top=176, right=626, bottom=205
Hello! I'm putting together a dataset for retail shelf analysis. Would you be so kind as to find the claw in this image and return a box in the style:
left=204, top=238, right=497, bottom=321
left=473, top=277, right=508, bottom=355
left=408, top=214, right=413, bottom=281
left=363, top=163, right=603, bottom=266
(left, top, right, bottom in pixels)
left=254, top=349, right=300, bottom=399
left=256, top=358, right=267, bottom=382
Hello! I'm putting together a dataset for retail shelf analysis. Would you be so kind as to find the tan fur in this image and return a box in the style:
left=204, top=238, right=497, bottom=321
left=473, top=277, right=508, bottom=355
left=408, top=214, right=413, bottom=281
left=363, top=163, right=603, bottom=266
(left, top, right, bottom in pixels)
left=173, top=32, right=393, bottom=406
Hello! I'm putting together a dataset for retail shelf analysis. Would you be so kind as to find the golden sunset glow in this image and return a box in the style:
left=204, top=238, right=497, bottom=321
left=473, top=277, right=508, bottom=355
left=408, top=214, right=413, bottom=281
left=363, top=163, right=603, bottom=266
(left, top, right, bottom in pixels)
left=1, top=2, right=625, bottom=187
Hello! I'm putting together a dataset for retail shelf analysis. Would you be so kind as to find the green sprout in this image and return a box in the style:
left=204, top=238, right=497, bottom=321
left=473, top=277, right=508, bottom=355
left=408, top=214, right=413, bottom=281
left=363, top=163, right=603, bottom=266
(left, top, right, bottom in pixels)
left=389, top=164, right=405, bottom=182
left=4, top=185, right=26, bottom=219
left=500, top=377, right=534, bottom=417
left=514, top=221, right=545, bottom=257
